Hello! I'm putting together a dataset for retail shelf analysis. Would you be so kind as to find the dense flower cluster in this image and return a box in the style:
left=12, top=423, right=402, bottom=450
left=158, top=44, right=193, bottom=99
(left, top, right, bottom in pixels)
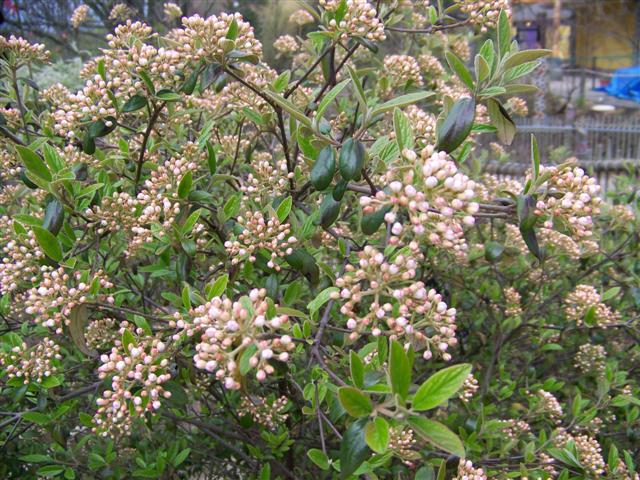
left=335, top=245, right=457, bottom=360
left=289, top=9, right=314, bottom=26
left=554, top=431, right=606, bottom=477
left=24, top=268, right=114, bottom=333
left=456, top=0, right=512, bottom=32
left=0, top=337, right=61, bottom=385
left=459, top=373, right=479, bottom=403
left=109, top=3, right=135, bottom=22
left=163, top=2, right=182, bottom=20
left=505, top=96, right=528, bottom=117
left=405, top=106, right=437, bottom=145
left=94, top=331, right=171, bottom=437
left=0, top=224, right=44, bottom=294
left=388, top=427, right=418, bottom=464
left=499, top=419, right=531, bottom=439
left=564, top=284, right=620, bottom=327
left=361, top=147, right=478, bottom=259
left=240, top=153, right=292, bottom=199
left=239, top=396, right=289, bottom=430
left=319, top=0, right=386, bottom=41
left=224, top=211, right=296, bottom=270
left=274, top=35, right=299, bottom=55
left=503, top=287, right=522, bottom=317
left=177, top=289, right=294, bottom=389
left=534, top=164, right=602, bottom=240
left=71, top=4, right=90, bottom=29
left=574, top=343, right=607, bottom=377
left=536, top=389, right=563, bottom=423
left=383, top=55, right=423, bottom=92
left=0, top=35, right=50, bottom=65
left=453, top=459, right=487, bottom=480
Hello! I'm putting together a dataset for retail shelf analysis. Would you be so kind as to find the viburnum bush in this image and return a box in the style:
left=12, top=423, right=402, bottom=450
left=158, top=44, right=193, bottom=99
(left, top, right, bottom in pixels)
left=0, top=1, right=639, bottom=479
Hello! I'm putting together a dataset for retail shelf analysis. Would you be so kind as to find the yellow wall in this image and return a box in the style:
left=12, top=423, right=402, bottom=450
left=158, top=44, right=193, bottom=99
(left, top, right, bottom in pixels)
left=574, top=2, right=638, bottom=70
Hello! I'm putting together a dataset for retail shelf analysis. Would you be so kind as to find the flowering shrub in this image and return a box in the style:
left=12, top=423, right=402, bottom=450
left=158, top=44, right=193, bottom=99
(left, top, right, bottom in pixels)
left=0, top=2, right=638, bottom=479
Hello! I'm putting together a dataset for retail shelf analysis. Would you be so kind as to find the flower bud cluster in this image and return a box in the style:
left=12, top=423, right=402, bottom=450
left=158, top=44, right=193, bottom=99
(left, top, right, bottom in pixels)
left=109, top=3, right=135, bottom=22
left=499, top=419, right=531, bottom=439
left=24, top=268, right=114, bottom=334
left=459, top=373, right=479, bottom=403
left=361, top=148, right=478, bottom=259
left=506, top=96, right=528, bottom=117
left=177, top=289, right=295, bottom=389
left=574, top=343, right=606, bottom=377
left=383, top=55, right=424, bottom=92
left=239, top=396, right=289, bottom=430
left=335, top=245, right=458, bottom=360
left=536, top=389, right=563, bottom=423
left=41, top=83, right=71, bottom=106
left=320, top=0, right=386, bottom=42
left=388, top=427, right=418, bottom=464
left=554, top=432, right=605, bottom=477
left=163, top=2, right=182, bottom=20
left=0, top=226, right=45, bottom=294
left=274, top=35, right=298, bottom=55
left=404, top=105, right=436, bottom=145
left=224, top=211, right=296, bottom=270
left=289, top=9, right=314, bottom=26
left=534, top=165, right=602, bottom=239
left=456, top=0, right=511, bottom=32
left=171, top=13, right=262, bottom=65
left=609, top=460, right=640, bottom=480
left=0, top=35, right=50, bottom=65
left=503, top=287, right=522, bottom=317
left=564, top=285, right=620, bottom=327
left=0, top=338, right=62, bottom=384
left=94, top=333, right=171, bottom=437
left=418, top=53, right=445, bottom=80
left=454, top=459, right=487, bottom=480
left=86, top=317, right=119, bottom=350
left=71, top=5, right=90, bottom=29
left=240, top=152, right=292, bottom=199
left=1, top=108, right=21, bottom=129
left=451, top=37, right=471, bottom=62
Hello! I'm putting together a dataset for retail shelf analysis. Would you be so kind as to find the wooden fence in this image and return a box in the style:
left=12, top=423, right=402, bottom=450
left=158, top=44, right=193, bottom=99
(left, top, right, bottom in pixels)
left=479, top=116, right=640, bottom=193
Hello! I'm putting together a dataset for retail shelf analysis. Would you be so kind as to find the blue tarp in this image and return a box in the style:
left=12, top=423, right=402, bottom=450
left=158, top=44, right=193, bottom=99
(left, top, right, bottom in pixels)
left=597, top=66, right=640, bottom=102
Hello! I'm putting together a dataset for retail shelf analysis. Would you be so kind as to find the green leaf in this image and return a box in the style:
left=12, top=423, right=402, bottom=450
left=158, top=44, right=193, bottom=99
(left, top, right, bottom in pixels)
left=436, top=97, right=476, bottom=153
left=361, top=206, right=390, bottom=235
left=272, top=70, right=291, bottom=93
left=307, top=449, right=330, bottom=470
left=412, top=364, right=472, bottom=411
left=319, top=194, right=341, bottom=229
left=122, top=329, right=135, bottom=353
left=155, top=89, right=182, bottom=102
left=16, top=146, right=51, bottom=182
left=20, top=454, right=52, bottom=463
left=393, top=108, right=414, bottom=152
left=339, top=138, right=366, bottom=182
left=178, top=171, right=193, bottom=199
left=338, top=387, right=373, bottom=418
left=487, top=98, right=516, bottom=145
left=445, top=51, right=474, bottom=91
left=36, top=465, right=65, bottom=477
left=339, top=419, right=370, bottom=479
left=285, top=249, right=319, bottom=285
left=350, top=351, right=365, bottom=388
left=226, top=18, right=238, bottom=39
left=475, top=54, right=490, bottom=83
left=408, top=417, right=465, bottom=457
left=22, top=412, right=51, bottom=425
left=497, top=9, right=511, bottom=58
left=316, top=79, right=350, bottom=120
left=479, top=86, right=506, bottom=97
left=307, top=287, right=337, bottom=316
left=503, top=61, right=541, bottom=82
left=484, top=241, right=505, bottom=262
left=42, top=198, right=64, bottom=236
left=97, top=59, right=106, bottom=81
left=181, top=65, right=201, bottom=95
left=531, top=134, right=540, bottom=180
left=69, top=304, right=97, bottom=357
left=370, top=92, right=433, bottom=117
left=347, top=66, right=367, bottom=110
left=33, top=226, right=62, bottom=262
left=239, top=344, right=258, bottom=375
left=276, top=196, right=293, bottom=222
left=209, top=274, right=229, bottom=299
left=310, top=146, right=336, bottom=191
left=602, top=287, right=621, bottom=301
left=206, top=141, right=217, bottom=174
left=122, top=95, right=148, bottom=113
left=389, top=340, right=410, bottom=400
left=504, top=49, right=551, bottom=70
left=364, top=417, right=389, bottom=454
